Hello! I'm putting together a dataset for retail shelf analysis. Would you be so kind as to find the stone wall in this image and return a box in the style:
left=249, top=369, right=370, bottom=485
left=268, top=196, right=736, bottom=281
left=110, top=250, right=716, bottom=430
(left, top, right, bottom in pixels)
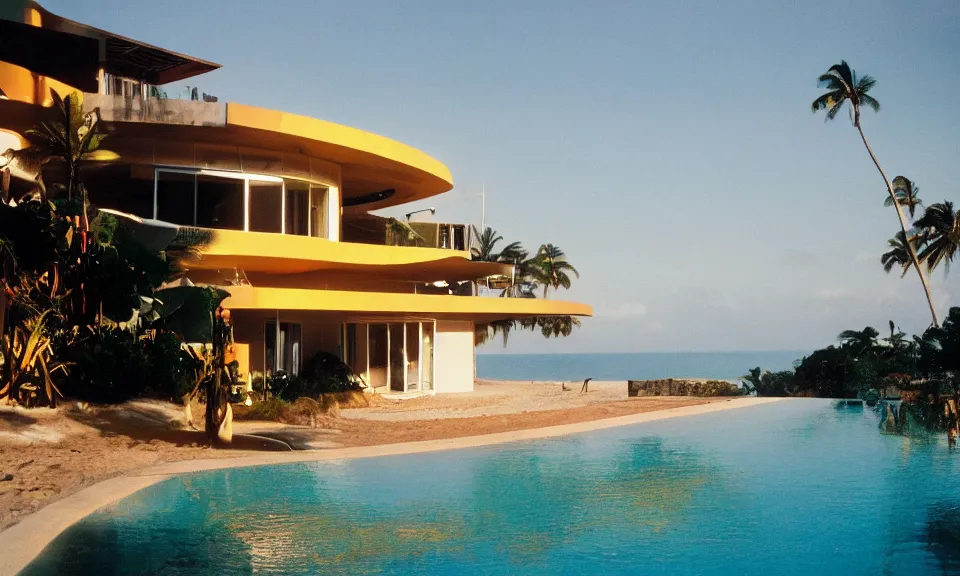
left=627, top=379, right=742, bottom=397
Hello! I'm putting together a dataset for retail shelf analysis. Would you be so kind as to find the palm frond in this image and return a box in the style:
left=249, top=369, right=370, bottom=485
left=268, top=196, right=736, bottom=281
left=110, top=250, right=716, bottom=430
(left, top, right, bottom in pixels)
left=859, top=93, right=880, bottom=113
left=825, top=100, right=845, bottom=121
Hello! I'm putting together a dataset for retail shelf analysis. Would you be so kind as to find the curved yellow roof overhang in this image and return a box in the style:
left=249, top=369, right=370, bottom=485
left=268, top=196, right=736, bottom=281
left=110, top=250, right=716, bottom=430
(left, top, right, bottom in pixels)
left=223, top=286, right=593, bottom=322
left=0, top=98, right=454, bottom=211
left=226, top=104, right=454, bottom=211
left=190, top=229, right=511, bottom=280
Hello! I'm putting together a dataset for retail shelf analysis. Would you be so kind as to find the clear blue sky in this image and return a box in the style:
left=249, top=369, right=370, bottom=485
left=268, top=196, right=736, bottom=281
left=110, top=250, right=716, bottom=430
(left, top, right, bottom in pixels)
left=51, top=0, right=960, bottom=353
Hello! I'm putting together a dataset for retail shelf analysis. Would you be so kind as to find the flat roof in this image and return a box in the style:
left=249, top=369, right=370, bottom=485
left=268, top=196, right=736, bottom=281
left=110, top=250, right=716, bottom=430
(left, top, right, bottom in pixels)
left=0, top=2, right=220, bottom=87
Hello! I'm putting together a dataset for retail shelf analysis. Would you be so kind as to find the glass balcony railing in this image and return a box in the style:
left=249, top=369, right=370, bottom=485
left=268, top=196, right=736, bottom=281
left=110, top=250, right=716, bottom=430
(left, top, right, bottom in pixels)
left=342, top=216, right=476, bottom=252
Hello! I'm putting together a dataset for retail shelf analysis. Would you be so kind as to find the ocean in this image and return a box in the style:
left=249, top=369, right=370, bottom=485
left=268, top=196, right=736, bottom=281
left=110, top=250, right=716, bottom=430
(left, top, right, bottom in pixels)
left=475, top=351, right=808, bottom=382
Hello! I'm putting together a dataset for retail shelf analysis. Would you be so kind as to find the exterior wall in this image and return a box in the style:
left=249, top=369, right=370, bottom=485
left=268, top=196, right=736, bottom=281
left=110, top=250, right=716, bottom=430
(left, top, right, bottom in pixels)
left=434, top=320, right=475, bottom=393
left=0, top=62, right=37, bottom=103
left=229, top=312, right=475, bottom=395
left=230, top=310, right=346, bottom=376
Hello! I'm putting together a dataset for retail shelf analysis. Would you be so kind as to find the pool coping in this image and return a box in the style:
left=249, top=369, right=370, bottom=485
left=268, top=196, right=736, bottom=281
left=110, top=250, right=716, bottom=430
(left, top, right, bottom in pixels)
left=0, top=396, right=785, bottom=575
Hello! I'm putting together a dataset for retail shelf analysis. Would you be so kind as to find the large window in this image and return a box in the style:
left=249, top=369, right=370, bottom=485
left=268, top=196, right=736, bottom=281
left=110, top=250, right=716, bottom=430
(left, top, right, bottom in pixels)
left=265, top=321, right=302, bottom=376
left=344, top=321, right=436, bottom=393
left=151, top=168, right=329, bottom=237
left=85, top=164, right=154, bottom=219
left=196, top=174, right=244, bottom=230
left=285, top=181, right=310, bottom=236
left=156, top=170, right=195, bottom=225
left=249, top=180, right=283, bottom=233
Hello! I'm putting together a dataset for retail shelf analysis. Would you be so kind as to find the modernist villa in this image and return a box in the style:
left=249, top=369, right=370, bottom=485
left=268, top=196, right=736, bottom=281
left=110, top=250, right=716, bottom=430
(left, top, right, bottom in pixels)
left=0, top=2, right=591, bottom=394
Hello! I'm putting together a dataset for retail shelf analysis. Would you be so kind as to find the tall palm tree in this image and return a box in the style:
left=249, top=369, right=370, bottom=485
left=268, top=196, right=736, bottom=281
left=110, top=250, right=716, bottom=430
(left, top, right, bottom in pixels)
left=812, top=61, right=939, bottom=327
left=885, top=320, right=908, bottom=349
left=914, top=201, right=960, bottom=274
left=885, top=176, right=923, bottom=220
left=881, top=230, right=917, bottom=278
left=535, top=244, right=579, bottom=299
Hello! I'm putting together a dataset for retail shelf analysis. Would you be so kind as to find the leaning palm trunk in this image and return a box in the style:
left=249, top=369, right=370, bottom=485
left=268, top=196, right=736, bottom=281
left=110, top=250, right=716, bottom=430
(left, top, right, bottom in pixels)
left=856, top=124, right=940, bottom=327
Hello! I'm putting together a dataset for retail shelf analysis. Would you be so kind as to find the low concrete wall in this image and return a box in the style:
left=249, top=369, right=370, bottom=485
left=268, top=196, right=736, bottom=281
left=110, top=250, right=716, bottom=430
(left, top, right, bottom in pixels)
left=628, top=379, right=742, bottom=397
left=84, top=93, right=226, bottom=126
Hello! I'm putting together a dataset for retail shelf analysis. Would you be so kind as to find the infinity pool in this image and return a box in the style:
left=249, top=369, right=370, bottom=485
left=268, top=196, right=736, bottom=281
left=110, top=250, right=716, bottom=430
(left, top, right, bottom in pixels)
left=22, top=400, right=960, bottom=575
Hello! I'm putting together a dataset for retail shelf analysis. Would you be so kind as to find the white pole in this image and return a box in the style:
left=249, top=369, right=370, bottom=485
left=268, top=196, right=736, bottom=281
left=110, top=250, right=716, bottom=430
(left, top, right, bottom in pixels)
left=481, top=184, right=485, bottom=232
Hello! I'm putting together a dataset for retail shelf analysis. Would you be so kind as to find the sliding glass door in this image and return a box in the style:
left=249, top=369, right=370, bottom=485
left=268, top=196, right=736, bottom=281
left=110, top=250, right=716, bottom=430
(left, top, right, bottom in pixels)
left=343, top=321, right=436, bottom=393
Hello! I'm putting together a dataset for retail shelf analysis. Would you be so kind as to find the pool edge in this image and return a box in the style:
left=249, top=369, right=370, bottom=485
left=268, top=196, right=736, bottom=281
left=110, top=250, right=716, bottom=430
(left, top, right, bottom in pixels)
left=0, top=396, right=787, bottom=575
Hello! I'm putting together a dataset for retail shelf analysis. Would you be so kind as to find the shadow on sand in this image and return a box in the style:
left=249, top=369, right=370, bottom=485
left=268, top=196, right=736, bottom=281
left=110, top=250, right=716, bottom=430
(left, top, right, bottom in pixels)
left=65, top=403, right=294, bottom=452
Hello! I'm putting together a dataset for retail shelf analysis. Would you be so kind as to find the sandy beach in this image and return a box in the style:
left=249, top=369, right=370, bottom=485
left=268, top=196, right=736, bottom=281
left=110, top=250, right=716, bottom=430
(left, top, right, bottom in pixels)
left=0, top=379, right=741, bottom=533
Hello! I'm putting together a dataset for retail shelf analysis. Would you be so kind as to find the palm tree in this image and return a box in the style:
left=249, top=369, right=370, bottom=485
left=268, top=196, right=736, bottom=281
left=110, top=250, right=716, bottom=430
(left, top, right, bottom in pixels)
left=534, top=244, right=579, bottom=299
left=914, top=201, right=960, bottom=274
left=881, top=230, right=917, bottom=278
left=536, top=315, right=581, bottom=338
left=499, top=247, right=540, bottom=298
left=2, top=90, right=117, bottom=228
left=472, top=226, right=503, bottom=261
left=838, top=326, right=880, bottom=356
left=812, top=61, right=939, bottom=327
left=885, top=320, right=908, bottom=350
left=885, top=176, right=923, bottom=220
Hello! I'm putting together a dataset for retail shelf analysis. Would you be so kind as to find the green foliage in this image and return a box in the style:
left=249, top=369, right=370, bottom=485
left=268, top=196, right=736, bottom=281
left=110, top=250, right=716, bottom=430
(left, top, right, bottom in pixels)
left=0, top=92, right=229, bottom=408
left=274, top=351, right=364, bottom=401
left=146, top=331, right=196, bottom=400
left=756, top=371, right=796, bottom=397
left=886, top=176, right=923, bottom=220
left=534, top=243, right=580, bottom=299
left=913, top=200, right=960, bottom=274
left=65, top=328, right=150, bottom=403
left=239, top=397, right=290, bottom=421
left=627, top=379, right=743, bottom=397
left=793, top=346, right=849, bottom=397
left=740, top=367, right=761, bottom=395
left=811, top=60, right=879, bottom=127
left=470, top=227, right=583, bottom=346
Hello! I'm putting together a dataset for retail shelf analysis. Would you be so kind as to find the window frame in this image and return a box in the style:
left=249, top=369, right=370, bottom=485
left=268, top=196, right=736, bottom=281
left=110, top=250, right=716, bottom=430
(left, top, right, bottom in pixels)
left=152, top=166, right=329, bottom=237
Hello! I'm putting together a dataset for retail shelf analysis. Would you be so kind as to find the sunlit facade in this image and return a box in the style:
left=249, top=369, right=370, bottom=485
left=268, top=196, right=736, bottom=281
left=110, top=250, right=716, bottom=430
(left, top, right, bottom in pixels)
left=0, top=1, right=591, bottom=393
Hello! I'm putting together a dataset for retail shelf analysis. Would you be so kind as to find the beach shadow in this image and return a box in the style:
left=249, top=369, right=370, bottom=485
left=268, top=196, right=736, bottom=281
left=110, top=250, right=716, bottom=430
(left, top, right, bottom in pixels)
left=246, top=428, right=342, bottom=450
left=65, top=404, right=293, bottom=452
left=0, top=410, right=39, bottom=429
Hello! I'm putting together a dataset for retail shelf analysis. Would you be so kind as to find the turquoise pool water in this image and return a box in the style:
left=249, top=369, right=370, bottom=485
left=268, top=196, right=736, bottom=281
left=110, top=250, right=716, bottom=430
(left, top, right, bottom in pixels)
left=22, top=401, right=960, bottom=575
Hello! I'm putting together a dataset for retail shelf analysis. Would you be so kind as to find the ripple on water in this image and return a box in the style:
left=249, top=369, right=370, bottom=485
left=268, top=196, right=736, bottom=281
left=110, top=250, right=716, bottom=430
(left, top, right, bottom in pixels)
left=20, top=399, right=960, bottom=575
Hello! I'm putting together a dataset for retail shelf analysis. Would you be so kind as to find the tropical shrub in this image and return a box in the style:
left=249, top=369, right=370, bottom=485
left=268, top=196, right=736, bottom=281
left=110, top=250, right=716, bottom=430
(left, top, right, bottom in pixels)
left=235, top=397, right=290, bottom=421
left=65, top=328, right=150, bottom=403
left=756, top=371, right=796, bottom=397
left=275, top=351, right=363, bottom=401
left=145, top=331, right=196, bottom=400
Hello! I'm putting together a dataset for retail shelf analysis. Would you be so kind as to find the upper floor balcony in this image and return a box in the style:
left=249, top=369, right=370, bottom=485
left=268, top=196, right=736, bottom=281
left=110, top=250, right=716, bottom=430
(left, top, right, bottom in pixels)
left=342, top=212, right=476, bottom=253
left=83, top=89, right=225, bottom=128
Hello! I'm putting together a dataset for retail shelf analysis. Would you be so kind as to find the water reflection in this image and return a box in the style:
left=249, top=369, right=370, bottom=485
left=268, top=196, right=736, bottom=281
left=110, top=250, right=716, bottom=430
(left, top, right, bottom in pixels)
left=21, top=401, right=960, bottom=575
left=925, top=502, right=960, bottom=573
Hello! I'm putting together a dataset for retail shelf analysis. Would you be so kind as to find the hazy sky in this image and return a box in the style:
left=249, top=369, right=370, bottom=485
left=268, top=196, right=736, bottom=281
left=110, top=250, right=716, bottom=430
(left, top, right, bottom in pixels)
left=50, top=0, right=960, bottom=354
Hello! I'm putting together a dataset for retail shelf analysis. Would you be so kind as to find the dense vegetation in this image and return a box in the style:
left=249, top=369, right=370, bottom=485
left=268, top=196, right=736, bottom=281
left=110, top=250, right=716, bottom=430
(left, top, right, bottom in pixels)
left=471, top=226, right=581, bottom=345
left=0, top=90, right=232, bottom=442
left=808, top=61, right=960, bottom=439
left=745, top=313, right=960, bottom=398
